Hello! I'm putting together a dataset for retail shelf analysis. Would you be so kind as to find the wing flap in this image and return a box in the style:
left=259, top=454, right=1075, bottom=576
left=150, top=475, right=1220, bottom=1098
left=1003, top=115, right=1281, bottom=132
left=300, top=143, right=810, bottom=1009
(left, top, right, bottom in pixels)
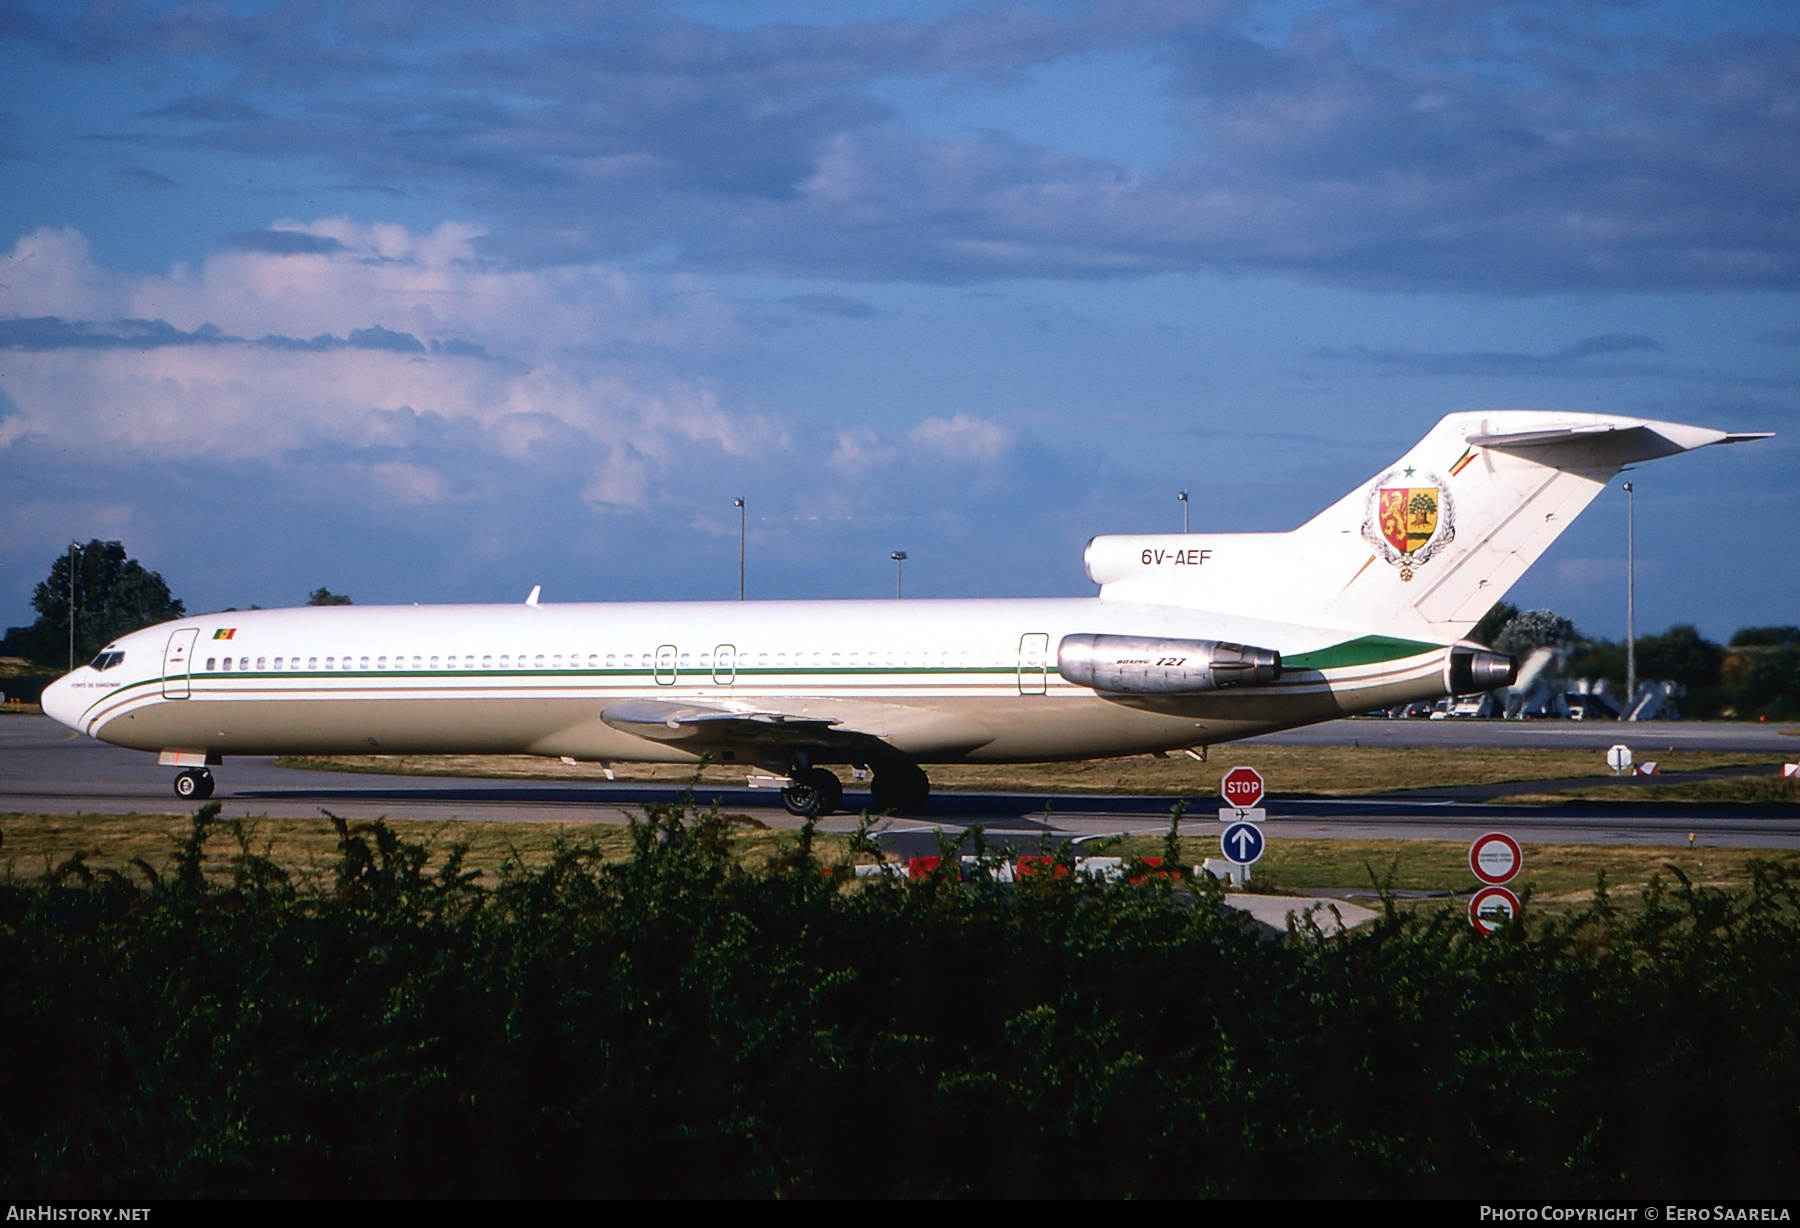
left=599, top=697, right=994, bottom=759
left=601, top=699, right=840, bottom=745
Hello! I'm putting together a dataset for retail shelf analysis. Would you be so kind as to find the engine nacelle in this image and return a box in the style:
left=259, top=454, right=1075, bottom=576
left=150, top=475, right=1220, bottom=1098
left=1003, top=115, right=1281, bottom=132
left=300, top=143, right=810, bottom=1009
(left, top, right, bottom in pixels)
left=1057, top=634, right=1281, bottom=694
left=1447, top=646, right=1518, bottom=694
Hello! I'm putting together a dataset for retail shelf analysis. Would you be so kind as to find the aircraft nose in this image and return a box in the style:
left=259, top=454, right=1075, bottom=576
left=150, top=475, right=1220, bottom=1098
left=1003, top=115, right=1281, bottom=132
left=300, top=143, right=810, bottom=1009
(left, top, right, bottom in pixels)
left=40, top=671, right=86, bottom=732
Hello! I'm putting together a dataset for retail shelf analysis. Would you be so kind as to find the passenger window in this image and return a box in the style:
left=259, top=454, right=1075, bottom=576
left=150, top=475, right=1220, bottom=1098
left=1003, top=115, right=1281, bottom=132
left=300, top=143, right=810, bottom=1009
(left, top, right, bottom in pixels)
left=776, top=653, right=786, bottom=667
left=679, top=653, right=690, bottom=668
left=272, top=658, right=282, bottom=670
left=323, top=658, right=333, bottom=670
left=848, top=653, right=859, bottom=668
left=553, top=655, right=563, bottom=669
left=430, top=656, right=439, bottom=669
left=222, top=658, right=233, bottom=671
left=357, top=656, right=366, bottom=670
left=377, top=656, right=386, bottom=669
left=699, top=653, right=711, bottom=668
left=308, top=657, right=318, bottom=670
left=605, top=654, right=616, bottom=668
left=831, top=653, right=842, bottom=667
left=758, top=653, right=768, bottom=667
left=257, top=657, right=267, bottom=670
left=205, top=658, right=216, bottom=670
left=481, top=655, right=492, bottom=668
left=499, top=655, right=510, bottom=668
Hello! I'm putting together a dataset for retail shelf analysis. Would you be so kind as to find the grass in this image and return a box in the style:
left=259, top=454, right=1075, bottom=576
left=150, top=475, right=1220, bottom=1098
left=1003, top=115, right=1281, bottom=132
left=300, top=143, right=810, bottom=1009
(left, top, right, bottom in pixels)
left=1509, top=775, right=1800, bottom=806
left=0, top=809, right=854, bottom=888
left=4, top=808, right=1769, bottom=915
left=279, top=745, right=1795, bottom=798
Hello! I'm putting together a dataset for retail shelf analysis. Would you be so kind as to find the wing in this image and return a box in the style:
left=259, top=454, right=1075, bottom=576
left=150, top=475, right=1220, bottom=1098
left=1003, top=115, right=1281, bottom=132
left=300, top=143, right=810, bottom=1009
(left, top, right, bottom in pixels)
left=599, top=698, right=992, bottom=760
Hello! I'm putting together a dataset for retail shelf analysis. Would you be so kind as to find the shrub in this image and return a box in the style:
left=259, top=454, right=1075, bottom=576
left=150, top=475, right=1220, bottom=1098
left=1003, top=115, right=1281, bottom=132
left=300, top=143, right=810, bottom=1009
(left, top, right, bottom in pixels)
left=3, top=804, right=1799, bottom=1197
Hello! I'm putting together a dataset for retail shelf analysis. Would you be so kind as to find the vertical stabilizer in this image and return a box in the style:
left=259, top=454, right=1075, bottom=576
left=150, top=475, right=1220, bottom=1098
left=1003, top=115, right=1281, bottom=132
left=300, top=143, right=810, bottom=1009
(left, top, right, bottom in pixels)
left=1087, top=412, right=1768, bottom=642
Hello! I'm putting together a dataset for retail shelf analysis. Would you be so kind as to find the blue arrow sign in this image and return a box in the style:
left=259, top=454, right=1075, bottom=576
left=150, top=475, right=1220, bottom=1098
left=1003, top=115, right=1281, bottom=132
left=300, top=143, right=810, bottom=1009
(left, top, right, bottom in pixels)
left=1221, top=821, right=1265, bottom=866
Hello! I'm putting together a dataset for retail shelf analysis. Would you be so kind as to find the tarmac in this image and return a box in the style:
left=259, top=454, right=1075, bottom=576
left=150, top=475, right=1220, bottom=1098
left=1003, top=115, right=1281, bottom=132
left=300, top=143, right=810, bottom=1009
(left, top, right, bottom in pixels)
left=4, top=713, right=1796, bottom=855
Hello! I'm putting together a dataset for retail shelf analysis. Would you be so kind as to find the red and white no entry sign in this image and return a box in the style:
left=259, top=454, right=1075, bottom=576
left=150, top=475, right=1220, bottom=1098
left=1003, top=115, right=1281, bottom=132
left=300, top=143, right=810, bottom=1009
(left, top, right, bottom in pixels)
left=1468, top=832, right=1522, bottom=885
left=1221, top=765, right=1265, bottom=810
left=1469, top=885, right=1521, bottom=934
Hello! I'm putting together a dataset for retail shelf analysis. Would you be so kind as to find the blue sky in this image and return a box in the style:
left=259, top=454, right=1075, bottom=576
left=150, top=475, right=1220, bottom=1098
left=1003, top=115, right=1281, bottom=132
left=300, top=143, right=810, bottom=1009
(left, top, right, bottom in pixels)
left=1, top=0, right=1795, bottom=642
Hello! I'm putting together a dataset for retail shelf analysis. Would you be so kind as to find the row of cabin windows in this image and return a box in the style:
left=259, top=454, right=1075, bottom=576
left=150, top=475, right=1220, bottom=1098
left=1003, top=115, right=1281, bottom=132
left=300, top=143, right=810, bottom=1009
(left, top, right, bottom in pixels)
left=198, top=648, right=1018, bottom=673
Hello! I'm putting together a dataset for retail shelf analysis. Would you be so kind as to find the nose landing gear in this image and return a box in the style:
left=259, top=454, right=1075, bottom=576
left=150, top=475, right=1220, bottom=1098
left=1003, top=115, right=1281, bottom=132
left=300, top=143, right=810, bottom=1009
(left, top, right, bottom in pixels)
left=173, top=768, right=215, bottom=800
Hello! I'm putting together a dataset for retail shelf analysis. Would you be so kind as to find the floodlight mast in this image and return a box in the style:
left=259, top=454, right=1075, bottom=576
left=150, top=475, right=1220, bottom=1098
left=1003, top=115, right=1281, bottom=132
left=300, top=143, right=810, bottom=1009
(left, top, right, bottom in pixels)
left=67, top=541, right=81, bottom=674
left=1178, top=489, right=1189, bottom=534
left=1623, top=481, right=1636, bottom=715
left=735, top=498, right=745, bottom=600
left=891, top=551, right=907, bottom=598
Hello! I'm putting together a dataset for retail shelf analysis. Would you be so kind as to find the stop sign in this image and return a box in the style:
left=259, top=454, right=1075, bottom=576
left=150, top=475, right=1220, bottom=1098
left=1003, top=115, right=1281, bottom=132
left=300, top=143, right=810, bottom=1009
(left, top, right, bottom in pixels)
left=1221, top=765, right=1265, bottom=810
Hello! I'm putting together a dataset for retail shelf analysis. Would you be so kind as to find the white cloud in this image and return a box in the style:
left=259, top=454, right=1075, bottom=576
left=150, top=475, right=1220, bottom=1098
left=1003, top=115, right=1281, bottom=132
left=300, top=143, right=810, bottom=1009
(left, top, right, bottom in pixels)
left=910, top=413, right=1011, bottom=459
left=0, top=222, right=774, bottom=509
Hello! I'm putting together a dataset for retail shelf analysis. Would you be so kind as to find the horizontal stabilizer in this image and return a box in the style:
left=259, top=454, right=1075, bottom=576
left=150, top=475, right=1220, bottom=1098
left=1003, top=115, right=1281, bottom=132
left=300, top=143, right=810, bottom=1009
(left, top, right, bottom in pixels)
left=1465, top=421, right=1773, bottom=461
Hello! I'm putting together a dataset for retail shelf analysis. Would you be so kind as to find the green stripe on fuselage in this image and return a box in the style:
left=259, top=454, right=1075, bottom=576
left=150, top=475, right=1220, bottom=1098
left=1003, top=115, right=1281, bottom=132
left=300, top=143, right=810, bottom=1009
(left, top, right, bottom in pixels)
left=1282, top=635, right=1441, bottom=671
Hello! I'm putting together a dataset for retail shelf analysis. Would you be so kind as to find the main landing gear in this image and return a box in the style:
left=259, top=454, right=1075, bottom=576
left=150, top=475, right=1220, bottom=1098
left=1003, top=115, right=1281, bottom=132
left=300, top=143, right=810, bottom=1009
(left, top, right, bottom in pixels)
left=781, top=767, right=843, bottom=818
left=778, top=762, right=933, bottom=817
left=870, top=762, right=930, bottom=812
left=173, top=768, right=215, bottom=800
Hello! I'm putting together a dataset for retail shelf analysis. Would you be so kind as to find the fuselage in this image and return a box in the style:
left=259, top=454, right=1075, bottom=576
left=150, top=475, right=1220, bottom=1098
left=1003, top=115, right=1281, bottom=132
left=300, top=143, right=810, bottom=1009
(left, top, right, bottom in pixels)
left=44, top=595, right=1455, bottom=771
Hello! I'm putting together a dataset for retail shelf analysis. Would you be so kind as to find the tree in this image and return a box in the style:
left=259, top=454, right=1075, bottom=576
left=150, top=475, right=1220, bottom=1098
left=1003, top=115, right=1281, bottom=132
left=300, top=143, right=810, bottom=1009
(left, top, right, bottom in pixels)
left=1730, top=626, right=1800, bottom=648
left=2, top=542, right=185, bottom=669
left=1491, top=609, right=1580, bottom=659
left=1636, top=625, right=1722, bottom=691
left=307, top=588, right=353, bottom=606
left=1468, top=602, right=1519, bottom=647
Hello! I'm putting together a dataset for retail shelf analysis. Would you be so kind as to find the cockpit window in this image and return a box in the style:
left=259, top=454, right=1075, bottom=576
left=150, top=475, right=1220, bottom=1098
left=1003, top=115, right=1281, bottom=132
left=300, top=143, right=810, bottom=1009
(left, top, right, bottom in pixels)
left=88, top=651, right=126, bottom=671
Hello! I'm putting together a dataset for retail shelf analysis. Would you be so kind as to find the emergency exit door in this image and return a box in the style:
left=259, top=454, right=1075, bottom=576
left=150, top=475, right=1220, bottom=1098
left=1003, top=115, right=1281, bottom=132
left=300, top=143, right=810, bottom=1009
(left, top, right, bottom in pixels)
left=1017, top=632, right=1049, bottom=695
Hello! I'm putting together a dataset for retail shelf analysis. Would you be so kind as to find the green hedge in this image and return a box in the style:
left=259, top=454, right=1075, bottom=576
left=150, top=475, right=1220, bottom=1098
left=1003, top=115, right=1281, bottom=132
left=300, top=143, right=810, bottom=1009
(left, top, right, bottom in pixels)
left=3, top=804, right=1799, bottom=1198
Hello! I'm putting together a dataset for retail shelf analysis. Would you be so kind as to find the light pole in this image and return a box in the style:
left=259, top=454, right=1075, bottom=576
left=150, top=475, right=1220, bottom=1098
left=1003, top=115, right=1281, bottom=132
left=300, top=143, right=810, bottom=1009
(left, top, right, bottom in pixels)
left=1623, top=481, right=1636, bottom=716
left=735, top=498, right=745, bottom=600
left=1177, top=489, right=1189, bottom=534
left=66, top=541, right=82, bottom=674
left=891, top=551, right=907, bottom=599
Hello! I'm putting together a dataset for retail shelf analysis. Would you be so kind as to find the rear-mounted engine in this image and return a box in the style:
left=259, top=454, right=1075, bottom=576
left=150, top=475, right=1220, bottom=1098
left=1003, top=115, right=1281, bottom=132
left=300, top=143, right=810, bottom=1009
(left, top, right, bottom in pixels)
left=1058, top=634, right=1281, bottom=694
left=1447, top=647, right=1518, bottom=693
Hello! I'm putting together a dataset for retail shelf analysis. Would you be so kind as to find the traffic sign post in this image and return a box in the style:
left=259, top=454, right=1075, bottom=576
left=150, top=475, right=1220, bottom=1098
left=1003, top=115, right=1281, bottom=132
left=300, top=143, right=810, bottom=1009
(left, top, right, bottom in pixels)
left=1469, top=885, right=1521, bottom=934
left=1607, top=744, right=1632, bottom=775
left=1220, top=822, right=1265, bottom=866
left=1469, top=832, right=1522, bottom=885
left=1221, top=766, right=1265, bottom=812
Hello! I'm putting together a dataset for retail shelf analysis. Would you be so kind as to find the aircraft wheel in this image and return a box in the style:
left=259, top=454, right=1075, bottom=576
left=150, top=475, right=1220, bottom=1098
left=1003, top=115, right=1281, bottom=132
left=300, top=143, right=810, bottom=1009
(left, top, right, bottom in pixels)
left=871, top=762, right=930, bottom=812
left=781, top=767, right=841, bottom=817
left=173, top=768, right=214, bottom=801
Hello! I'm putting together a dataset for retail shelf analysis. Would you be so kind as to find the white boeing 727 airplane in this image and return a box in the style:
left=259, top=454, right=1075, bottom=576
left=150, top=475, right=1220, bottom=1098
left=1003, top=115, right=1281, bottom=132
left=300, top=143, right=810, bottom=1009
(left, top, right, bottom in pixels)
left=42, top=411, right=1768, bottom=815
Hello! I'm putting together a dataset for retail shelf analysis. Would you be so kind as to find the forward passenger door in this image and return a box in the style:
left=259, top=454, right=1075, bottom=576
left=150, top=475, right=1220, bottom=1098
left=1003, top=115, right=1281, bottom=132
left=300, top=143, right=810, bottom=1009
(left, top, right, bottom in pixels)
left=162, top=629, right=199, bottom=699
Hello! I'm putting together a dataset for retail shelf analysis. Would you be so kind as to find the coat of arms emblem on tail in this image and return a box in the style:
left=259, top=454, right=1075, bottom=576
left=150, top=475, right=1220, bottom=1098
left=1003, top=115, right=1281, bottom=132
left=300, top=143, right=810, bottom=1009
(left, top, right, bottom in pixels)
left=1361, top=471, right=1455, bottom=581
